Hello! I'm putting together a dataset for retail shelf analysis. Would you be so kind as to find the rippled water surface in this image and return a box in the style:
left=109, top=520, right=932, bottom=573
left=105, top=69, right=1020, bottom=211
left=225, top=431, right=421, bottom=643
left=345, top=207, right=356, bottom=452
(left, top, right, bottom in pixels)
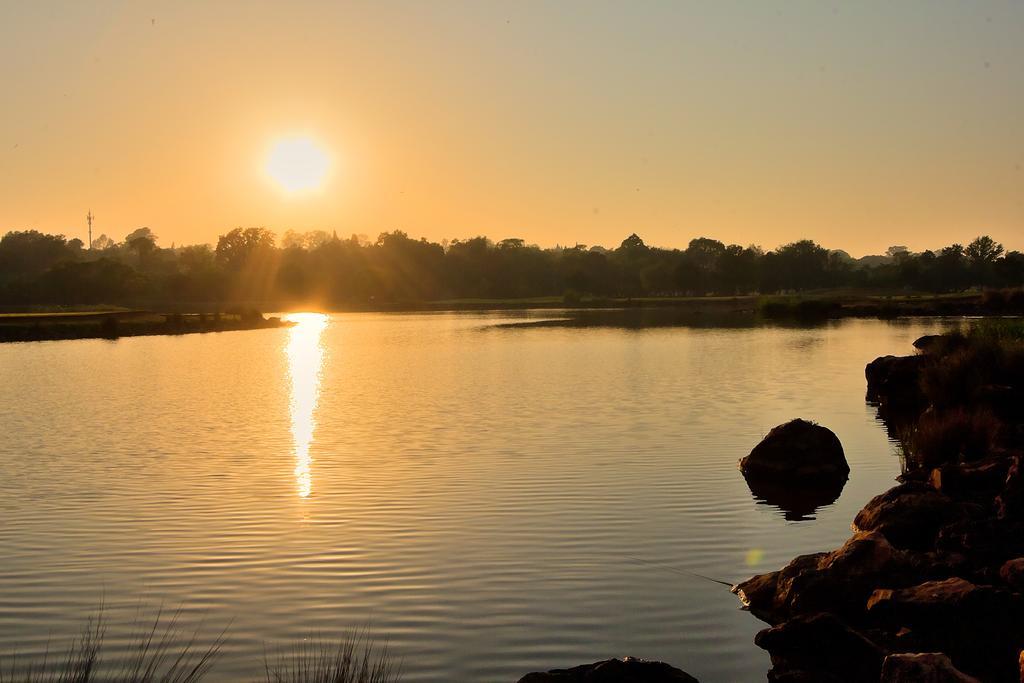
left=0, top=312, right=958, bottom=681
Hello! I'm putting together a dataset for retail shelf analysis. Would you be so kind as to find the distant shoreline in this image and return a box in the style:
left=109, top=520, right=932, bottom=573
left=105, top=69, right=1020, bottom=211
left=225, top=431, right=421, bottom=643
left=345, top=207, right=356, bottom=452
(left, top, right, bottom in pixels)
left=1, top=291, right=1021, bottom=343
left=0, top=311, right=294, bottom=343
left=320, top=290, right=1020, bottom=319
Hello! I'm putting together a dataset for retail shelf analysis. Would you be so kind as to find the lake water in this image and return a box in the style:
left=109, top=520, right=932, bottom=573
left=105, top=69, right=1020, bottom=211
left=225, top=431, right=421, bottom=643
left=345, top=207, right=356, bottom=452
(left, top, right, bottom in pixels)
left=0, top=312, right=958, bottom=682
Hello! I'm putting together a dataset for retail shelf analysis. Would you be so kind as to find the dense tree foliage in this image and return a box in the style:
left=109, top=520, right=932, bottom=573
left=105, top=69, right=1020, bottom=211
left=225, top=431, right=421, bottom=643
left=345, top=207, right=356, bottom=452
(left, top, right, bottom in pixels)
left=0, top=227, right=1021, bottom=308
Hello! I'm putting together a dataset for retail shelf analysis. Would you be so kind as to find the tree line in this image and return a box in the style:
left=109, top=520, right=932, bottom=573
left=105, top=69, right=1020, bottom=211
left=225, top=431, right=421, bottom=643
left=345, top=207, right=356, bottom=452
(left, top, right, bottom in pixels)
left=0, top=227, right=1021, bottom=307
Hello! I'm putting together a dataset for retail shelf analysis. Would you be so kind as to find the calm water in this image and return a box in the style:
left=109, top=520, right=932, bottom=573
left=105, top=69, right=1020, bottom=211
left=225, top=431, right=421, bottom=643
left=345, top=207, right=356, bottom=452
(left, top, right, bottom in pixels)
left=0, top=312, right=957, bottom=682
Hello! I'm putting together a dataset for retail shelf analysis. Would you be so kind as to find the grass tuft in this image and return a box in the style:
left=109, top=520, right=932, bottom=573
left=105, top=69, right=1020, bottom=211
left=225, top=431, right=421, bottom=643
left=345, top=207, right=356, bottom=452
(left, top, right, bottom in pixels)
left=109, top=608, right=225, bottom=683
left=263, top=633, right=400, bottom=683
left=0, top=611, right=224, bottom=683
left=899, top=407, right=1003, bottom=469
left=919, top=326, right=1024, bottom=411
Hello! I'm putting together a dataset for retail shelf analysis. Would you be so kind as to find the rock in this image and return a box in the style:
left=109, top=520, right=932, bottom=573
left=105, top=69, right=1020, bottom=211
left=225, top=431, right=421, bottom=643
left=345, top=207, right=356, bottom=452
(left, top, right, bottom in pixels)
left=818, top=531, right=901, bottom=583
left=997, top=455, right=1024, bottom=520
left=936, top=517, right=1024, bottom=568
left=783, top=530, right=912, bottom=617
left=998, top=558, right=1024, bottom=592
left=733, top=552, right=827, bottom=623
left=734, top=527, right=974, bottom=626
left=734, top=531, right=905, bottom=623
left=929, top=457, right=1011, bottom=503
left=913, top=335, right=948, bottom=353
left=732, top=568, right=782, bottom=615
left=865, top=354, right=927, bottom=410
left=912, top=334, right=968, bottom=357
left=866, top=578, right=1024, bottom=681
left=868, top=581, right=970, bottom=618
left=516, top=658, right=699, bottom=683
left=901, top=550, right=971, bottom=583
left=880, top=652, right=980, bottom=682
left=853, top=483, right=972, bottom=550
left=739, top=419, right=848, bottom=481
left=753, top=612, right=886, bottom=683
left=866, top=577, right=989, bottom=619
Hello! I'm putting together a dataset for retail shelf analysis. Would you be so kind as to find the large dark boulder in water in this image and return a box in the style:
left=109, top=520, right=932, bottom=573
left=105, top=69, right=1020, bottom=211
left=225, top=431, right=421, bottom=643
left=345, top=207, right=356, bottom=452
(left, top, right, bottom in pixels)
left=739, top=419, right=848, bottom=481
left=516, top=658, right=699, bottom=683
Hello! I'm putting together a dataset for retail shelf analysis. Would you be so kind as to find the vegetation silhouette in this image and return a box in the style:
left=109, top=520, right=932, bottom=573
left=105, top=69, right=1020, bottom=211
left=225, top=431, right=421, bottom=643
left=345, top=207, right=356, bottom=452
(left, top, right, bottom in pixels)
left=0, top=609, right=223, bottom=683
left=0, top=612, right=399, bottom=683
left=263, top=633, right=399, bottom=683
left=892, top=321, right=1024, bottom=470
left=1, top=228, right=1022, bottom=309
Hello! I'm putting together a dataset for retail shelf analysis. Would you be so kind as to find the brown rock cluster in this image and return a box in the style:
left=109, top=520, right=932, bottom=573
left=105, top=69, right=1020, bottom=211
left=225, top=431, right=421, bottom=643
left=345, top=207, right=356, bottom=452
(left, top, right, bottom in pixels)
left=734, top=332, right=1024, bottom=682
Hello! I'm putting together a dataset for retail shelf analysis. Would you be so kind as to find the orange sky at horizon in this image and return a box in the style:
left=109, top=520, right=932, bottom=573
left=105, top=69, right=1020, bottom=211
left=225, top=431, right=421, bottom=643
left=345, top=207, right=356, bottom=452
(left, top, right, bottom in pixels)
left=1, top=1, right=1022, bottom=257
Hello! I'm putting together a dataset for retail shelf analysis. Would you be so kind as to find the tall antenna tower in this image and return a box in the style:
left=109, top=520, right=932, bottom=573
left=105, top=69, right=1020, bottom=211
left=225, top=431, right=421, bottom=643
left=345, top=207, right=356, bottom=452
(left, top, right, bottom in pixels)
left=86, top=210, right=94, bottom=249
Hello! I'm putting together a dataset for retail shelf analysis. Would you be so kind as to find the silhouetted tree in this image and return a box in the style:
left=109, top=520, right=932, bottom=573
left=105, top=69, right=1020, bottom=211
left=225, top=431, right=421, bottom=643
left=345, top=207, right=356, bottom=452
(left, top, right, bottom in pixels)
left=966, top=235, right=1004, bottom=287
left=773, top=240, right=831, bottom=291
left=936, top=244, right=968, bottom=291
left=90, top=233, right=116, bottom=250
left=215, top=227, right=276, bottom=270
left=719, top=245, right=762, bottom=294
left=996, top=251, right=1024, bottom=287
left=39, top=258, right=145, bottom=304
left=0, top=230, right=76, bottom=283
left=125, top=227, right=158, bottom=267
left=680, top=237, right=726, bottom=294
left=618, top=233, right=647, bottom=254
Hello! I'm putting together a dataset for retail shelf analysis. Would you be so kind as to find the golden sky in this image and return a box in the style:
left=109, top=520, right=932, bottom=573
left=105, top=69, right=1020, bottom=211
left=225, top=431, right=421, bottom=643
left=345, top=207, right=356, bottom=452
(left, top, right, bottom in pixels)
left=1, top=1, right=1022, bottom=255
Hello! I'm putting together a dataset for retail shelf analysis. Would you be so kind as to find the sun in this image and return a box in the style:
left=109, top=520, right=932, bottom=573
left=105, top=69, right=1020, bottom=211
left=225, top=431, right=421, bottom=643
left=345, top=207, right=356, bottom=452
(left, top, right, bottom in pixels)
left=265, top=137, right=330, bottom=193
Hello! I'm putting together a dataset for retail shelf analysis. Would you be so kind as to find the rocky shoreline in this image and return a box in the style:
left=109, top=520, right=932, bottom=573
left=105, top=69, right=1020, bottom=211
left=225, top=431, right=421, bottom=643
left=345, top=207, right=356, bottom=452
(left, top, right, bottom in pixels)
left=731, top=325, right=1024, bottom=682
left=518, top=323, right=1023, bottom=682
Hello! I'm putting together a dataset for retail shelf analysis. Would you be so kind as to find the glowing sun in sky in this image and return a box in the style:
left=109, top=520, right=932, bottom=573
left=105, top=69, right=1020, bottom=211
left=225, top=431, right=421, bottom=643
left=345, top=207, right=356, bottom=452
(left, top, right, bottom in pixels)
left=265, top=137, right=330, bottom=192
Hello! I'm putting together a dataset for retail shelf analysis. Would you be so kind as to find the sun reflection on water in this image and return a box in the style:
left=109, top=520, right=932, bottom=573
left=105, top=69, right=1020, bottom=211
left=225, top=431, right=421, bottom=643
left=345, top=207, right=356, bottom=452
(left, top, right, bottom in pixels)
left=284, top=313, right=328, bottom=498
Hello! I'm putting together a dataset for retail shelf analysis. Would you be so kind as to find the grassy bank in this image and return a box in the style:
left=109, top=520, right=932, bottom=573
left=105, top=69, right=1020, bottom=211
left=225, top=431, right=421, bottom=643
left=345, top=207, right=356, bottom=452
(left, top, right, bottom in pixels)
left=0, top=311, right=293, bottom=343
left=897, top=319, right=1024, bottom=468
